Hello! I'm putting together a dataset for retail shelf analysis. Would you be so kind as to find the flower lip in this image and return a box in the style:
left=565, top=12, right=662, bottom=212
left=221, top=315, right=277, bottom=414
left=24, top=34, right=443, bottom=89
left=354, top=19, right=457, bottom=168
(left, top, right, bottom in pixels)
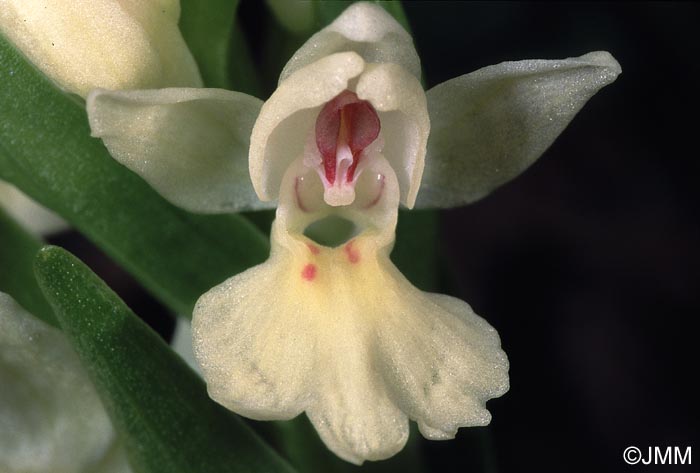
left=314, top=90, right=381, bottom=206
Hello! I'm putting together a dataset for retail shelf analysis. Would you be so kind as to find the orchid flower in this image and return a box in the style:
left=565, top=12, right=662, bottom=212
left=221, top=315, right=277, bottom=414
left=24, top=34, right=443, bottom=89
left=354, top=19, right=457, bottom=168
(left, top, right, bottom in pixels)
left=85, top=2, right=620, bottom=464
left=0, top=292, right=131, bottom=473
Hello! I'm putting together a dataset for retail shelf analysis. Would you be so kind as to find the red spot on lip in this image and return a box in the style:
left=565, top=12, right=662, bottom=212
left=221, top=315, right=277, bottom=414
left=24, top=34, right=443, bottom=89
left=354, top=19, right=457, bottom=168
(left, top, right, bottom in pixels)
left=344, top=241, right=360, bottom=264
left=306, top=243, right=320, bottom=255
left=302, top=263, right=317, bottom=281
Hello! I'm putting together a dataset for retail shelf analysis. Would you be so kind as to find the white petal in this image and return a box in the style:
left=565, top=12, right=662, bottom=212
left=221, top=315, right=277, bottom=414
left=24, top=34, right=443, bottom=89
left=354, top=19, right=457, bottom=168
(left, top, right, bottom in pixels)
left=193, top=256, right=316, bottom=421
left=87, top=88, right=271, bottom=214
left=0, top=180, right=68, bottom=236
left=249, top=51, right=365, bottom=202
left=375, top=290, right=509, bottom=439
left=0, top=0, right=201, bottom=97
left=307, top=349, right=409, bottom=465
left=279, top=2, right=421, bottom=83
left=356, top=63, right=429, bottom=208
left=417, top=51, right=621, bottom=208
left=0, top=293, right=116, bottom=473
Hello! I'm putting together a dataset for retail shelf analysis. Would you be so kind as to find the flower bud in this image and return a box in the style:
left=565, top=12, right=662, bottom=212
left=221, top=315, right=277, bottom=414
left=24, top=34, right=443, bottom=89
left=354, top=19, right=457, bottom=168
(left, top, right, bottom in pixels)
left=0, top=0, right=201, bottom=97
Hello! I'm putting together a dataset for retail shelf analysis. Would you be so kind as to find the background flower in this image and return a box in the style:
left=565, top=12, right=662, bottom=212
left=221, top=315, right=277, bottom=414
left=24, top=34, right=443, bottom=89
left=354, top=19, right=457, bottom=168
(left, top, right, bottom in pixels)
left=0, top=292, right=131, bottom=473
left=0, top=0, right=201, bottom=96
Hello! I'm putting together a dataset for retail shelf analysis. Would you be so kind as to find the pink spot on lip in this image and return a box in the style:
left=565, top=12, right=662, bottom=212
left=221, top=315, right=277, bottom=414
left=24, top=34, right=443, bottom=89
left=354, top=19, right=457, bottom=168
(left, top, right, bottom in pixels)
left=302, top=263, right=317, bottom=281
left=306, top=243, right=320, bottom=255
left=344, top=241, right=360, bottom=264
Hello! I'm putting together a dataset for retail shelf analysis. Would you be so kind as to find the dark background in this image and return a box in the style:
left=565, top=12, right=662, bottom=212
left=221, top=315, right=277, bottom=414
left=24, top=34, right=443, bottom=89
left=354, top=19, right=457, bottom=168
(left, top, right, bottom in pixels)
left=53, top=2, right=698, bottom=473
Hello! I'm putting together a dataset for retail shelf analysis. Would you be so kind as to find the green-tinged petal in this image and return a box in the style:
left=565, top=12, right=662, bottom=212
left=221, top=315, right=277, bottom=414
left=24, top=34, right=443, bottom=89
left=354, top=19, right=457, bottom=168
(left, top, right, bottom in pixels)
left=0, top=34, right=269, bottom=317
left=278, top=2, right=420, bottom=83
left=0, top=207, right=56, bottom=326
left=0, top=180, right=66, bottom=236
left=0, top=292, right=118, bottom=473
left=416, top=51, right=621, bottom=208
left=0, top=0, right=201, bottom=97
left=34, top=246, right=295, bottom=473
left=87, top=88, right=271, bottom=214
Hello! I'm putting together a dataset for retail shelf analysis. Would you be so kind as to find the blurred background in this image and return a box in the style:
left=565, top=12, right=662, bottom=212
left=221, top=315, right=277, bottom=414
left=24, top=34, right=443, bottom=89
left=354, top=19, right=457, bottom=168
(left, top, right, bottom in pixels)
left=49, top=2, right=699, bottom=472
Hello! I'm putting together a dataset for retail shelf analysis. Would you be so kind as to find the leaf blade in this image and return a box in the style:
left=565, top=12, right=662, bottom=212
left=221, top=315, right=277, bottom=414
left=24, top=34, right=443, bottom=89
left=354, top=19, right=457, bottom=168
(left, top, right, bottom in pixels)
left=392, top=209, right=439, bottom=291
left=179, top=0, right=262, bottom=96
left=34, top=245, right=295, bottom=473
left=0, top=207, right=56, bottom=326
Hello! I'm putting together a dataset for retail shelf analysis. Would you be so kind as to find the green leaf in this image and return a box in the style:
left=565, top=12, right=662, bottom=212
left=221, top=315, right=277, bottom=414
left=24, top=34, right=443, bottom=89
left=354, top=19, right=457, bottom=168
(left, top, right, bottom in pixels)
left=180, top=0, right=263, bottom=96
left=34, top=245, right=295, bottom=473
left=0, top=34, right=269, bottom=317
left=0, top=207, right=56, bottom=326
left=268, top=0, right=412, bottom=35
left=392, top=209, right=439, bottom=291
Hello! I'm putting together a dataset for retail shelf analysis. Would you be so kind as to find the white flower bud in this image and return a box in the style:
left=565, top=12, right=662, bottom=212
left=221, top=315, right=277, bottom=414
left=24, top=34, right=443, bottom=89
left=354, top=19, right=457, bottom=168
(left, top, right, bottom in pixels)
left=0, top=0, right=201, bottom=97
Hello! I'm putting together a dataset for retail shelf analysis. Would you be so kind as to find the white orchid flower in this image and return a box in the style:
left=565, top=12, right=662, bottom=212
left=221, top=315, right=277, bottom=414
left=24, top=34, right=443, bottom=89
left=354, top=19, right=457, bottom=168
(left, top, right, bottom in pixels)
left=85, top=2, right=620, bottom=464
left=0, top=292, right=132, bottom=473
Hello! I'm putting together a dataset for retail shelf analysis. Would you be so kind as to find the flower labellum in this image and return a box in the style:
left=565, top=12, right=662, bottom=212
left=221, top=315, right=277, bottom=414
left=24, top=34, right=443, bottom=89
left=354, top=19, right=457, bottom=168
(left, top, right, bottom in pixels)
left=86, top=2, right=621, bottom=464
